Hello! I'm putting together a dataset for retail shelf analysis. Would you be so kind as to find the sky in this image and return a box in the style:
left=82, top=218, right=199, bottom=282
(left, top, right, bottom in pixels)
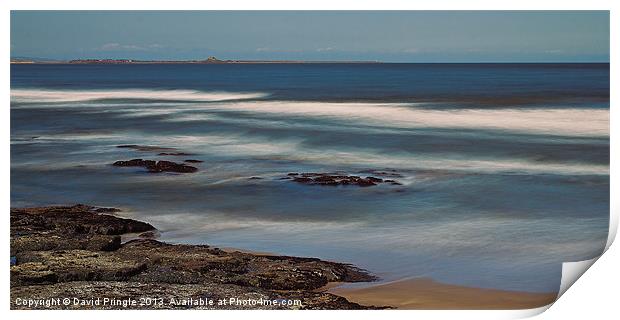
left=10, top=11, right=610, bottom=62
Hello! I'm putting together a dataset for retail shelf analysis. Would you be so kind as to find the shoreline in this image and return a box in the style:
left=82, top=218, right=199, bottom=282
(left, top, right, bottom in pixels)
left=327, top=278, right=557, bottom=310
left=10, top=204, right=380, bottom=310
left=11, top=204, right=560, bottom=310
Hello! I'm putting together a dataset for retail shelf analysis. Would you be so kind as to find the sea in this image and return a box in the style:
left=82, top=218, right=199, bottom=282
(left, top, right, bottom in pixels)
left=10, top=63, right=610, bottom=293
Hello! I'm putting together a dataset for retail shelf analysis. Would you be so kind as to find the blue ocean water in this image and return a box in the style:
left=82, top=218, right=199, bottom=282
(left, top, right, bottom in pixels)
left=10, top=63, right=609, bottom=293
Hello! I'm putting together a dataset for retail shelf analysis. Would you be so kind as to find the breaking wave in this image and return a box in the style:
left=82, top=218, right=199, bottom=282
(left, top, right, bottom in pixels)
left=201, top=101, right=609, bottom=137
left=10, top=89, right=268, bottom=103
left=11, top=88, right=609, bottom=137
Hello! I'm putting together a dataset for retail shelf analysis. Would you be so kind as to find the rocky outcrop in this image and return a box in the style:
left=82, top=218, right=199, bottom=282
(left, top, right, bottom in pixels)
left=11, top=204, right=154, bottom=256
left=10, top=205, right=382, bottom=310
left=12, top=250, right=148, bottom=286
left=11, top=233, right=121, bottom=256
left=11, top=281, right=365, bottom=310
left=284, top=173, right=401, bottom=187
left=111, top=239, right=373, bottom=291
left=112, top=159, right=198, bottom=173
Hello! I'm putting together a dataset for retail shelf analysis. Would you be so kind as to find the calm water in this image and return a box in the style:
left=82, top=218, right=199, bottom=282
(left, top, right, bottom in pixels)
left=10, top=63, right=609, bottom=292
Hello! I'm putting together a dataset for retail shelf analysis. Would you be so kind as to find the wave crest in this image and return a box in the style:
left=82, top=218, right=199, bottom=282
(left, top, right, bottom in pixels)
left=10, top=89, right=268, bottom=103
left=204, top=101, right=610, bottom=137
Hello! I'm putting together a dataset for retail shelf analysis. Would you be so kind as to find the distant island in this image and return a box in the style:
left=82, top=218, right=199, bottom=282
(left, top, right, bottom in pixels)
left=11, top=56, right=382, bottom=64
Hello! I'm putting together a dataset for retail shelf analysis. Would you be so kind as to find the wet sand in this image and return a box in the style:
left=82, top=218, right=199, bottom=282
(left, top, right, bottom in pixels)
left=328, top=278, right=557, bottom=309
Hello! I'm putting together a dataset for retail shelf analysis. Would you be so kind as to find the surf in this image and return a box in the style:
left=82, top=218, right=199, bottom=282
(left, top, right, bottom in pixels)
left=10, top=88, right=269, bottom=103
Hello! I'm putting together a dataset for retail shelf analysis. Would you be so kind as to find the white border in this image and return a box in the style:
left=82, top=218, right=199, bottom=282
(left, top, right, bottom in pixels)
left=2, top=1, right=617, bottom=319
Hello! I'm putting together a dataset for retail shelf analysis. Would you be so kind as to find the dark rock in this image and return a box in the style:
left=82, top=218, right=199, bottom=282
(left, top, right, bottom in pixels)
left=13, top=250, right=147, bottom=285
left=116, top=144, right=141, bottom=149
left=293, top=177, right=313, bottom=183
left=147, top=160, right=198, bottom=173
left=11, top=205, right=154, bottom=236
left=114, top=239, right=376, bottom=291
left=289, top=173, right=398, bottom=187
left=12, top=233, right=121, bottom=255
left=184, top=159, right=204, bottom=163
left=112, top=159, right=197, bottom=173
left=113, top=159, right=156, bottom=167
left=10, top=262, right=58, bottom=285
left=10, top=205, right=154, bottom=255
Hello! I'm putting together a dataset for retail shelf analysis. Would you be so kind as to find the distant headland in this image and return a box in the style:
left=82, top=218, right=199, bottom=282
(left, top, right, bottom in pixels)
left=11, top=56, right=382, bottom=64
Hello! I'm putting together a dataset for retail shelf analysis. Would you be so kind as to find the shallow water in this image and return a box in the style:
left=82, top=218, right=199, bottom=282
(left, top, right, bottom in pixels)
left=11, top=63, right=609, bottom=292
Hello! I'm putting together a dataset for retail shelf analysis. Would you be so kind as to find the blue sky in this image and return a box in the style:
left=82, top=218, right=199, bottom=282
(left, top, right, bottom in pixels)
left=10, top=11, right=609, bottom=62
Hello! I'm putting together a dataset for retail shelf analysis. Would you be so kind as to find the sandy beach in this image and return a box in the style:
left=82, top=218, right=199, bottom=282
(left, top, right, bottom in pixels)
left=328, top=278, right=558, bottom=309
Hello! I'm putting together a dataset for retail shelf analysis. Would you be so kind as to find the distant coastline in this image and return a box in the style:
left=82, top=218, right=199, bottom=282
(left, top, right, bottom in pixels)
left=10, top=56, right=382, bottom=65
left=10, top=58, right=609, bottom=65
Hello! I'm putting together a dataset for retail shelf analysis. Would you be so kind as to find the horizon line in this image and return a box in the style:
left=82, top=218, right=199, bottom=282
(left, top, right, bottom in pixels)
left=10, top=57, right=611, bottom=65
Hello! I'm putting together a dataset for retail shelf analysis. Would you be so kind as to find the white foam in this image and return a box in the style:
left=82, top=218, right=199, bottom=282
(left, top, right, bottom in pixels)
left=143, top=210, right=605, bottom=261
left=149, top=212, right=366, bottom=234
left=10, top=89, right=268, bottom=103
left=293, top=148, right=610, bottom=176
left=11, top=89, right=608, bottom=137
left=198, top=101, right=609, bottom=137
left=58, top=132, right=607, bottom=176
